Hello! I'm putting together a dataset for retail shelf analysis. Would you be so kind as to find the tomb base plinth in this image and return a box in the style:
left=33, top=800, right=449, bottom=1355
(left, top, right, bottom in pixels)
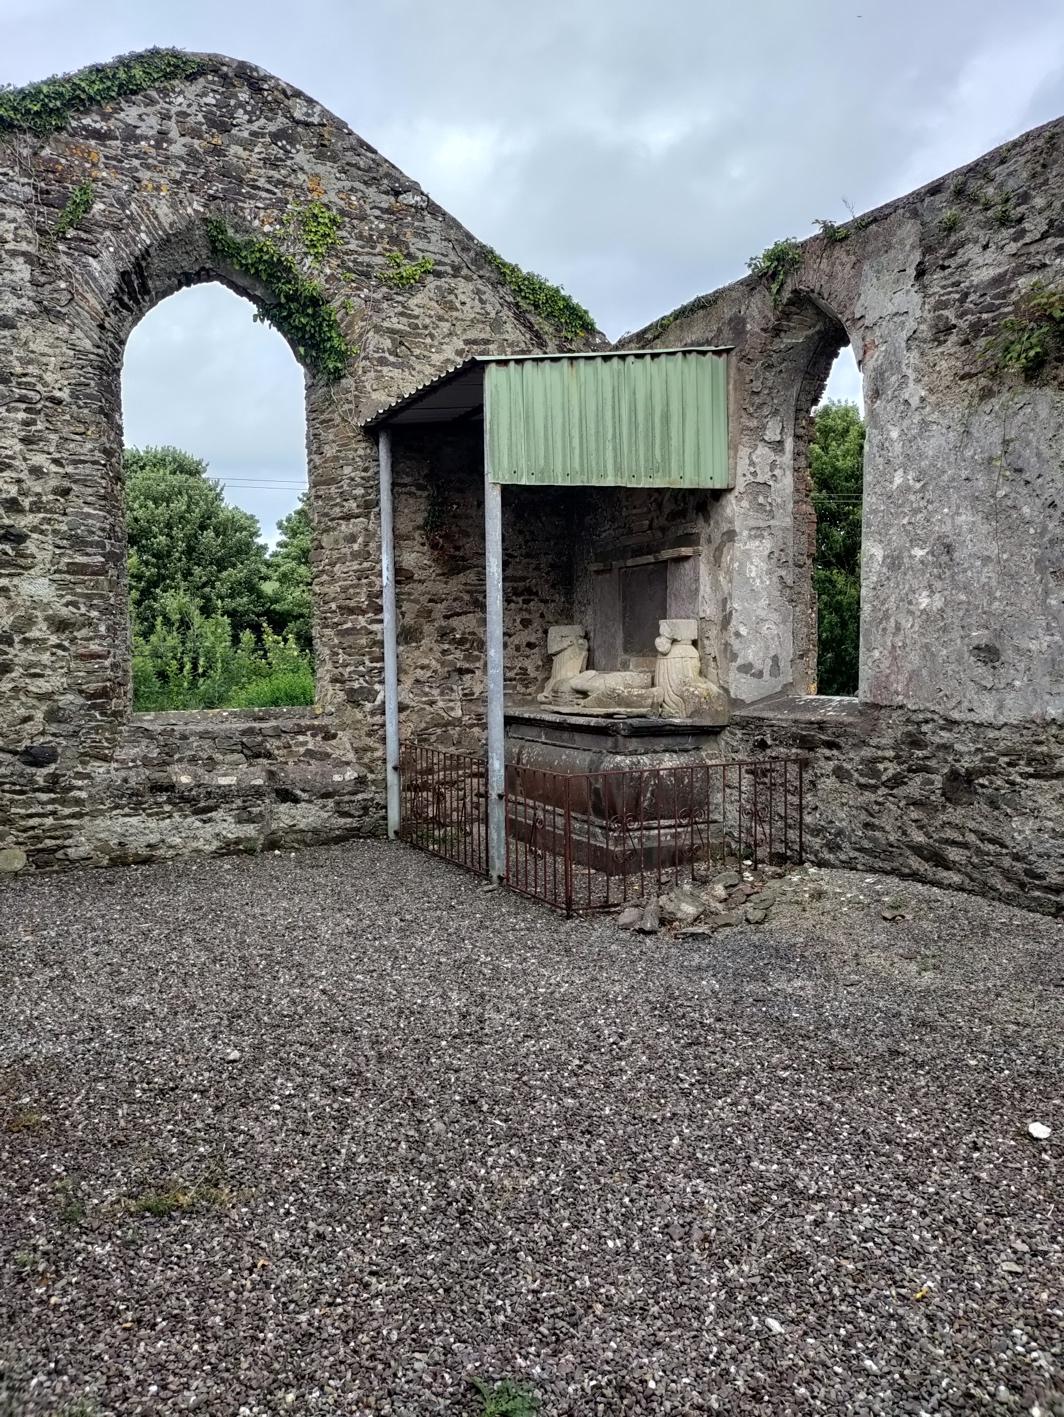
left=504, top=706, right=729, bottom=875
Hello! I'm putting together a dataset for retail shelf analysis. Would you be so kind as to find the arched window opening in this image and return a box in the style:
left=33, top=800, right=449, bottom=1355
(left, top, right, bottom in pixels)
left=121, top=282, right=312, bottom=712
left=810, top=345, right=864, bottom=696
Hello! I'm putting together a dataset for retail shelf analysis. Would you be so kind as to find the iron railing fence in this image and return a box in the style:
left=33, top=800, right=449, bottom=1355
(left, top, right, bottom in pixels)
left=398, top=745, right=804, bottom=915
left=398, top=744, right=489, bottom=876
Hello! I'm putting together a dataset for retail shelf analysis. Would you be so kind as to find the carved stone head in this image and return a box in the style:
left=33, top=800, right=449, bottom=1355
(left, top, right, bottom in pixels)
left=547, top=624, right=587, bottom=655
left=658, top=618, right=697, bottom=646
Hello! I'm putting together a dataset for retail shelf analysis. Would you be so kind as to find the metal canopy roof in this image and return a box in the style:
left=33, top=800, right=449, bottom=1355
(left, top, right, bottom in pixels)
left=361, top=347, right=731, bottom=431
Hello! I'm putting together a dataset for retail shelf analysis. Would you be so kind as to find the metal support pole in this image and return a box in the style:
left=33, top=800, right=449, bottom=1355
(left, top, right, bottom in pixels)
left=378, top=426, right=400, bottom=839
left=484, top=448, right=506, bottom=883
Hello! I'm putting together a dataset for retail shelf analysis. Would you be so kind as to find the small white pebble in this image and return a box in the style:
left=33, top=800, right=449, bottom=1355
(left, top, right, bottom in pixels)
left=1028, top=1121, right=1051, bottom=1141
left=764, top=1317, right=784, bottom=1335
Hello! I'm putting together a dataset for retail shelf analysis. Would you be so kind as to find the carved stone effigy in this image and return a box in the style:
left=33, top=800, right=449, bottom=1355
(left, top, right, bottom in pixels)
left=558, top=670, right=656, bottom=715
left=536, top=619, right=729, bottom=722
left=653, top=619, right=728, bottom=724
left=537, top=624, right=589, bottom=703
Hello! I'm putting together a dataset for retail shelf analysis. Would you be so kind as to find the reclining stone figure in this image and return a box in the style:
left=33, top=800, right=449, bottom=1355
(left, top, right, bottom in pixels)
left=537, top=624, right=589, bottom=702
left=538, top=619, right=727, bottom=722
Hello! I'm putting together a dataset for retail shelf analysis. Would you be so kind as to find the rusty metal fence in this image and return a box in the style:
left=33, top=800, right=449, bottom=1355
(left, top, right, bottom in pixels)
left=399, top=744, right=489, bottom=876
left=399, top=745, right=803, bottom=915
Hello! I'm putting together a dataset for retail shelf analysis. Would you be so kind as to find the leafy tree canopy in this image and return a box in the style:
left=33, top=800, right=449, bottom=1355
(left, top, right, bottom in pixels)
left=262, top=493, right=313, bottom=654
left=810, top=400, right=864, bottom=696
left=123, top=446, right=269, bottom=639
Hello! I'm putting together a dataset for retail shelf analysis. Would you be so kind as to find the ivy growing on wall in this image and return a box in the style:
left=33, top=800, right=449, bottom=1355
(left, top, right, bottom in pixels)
left=205, top=217, right=354, bottom=383
left=0, top=49, right=207, bottom=134
left=479, top=245, right=595, bottom=339
left=379, top=251, right=434, bottom=289
left=284, top=200, right=342, bottom=264
left=54, top=180, right=95, bottom=238
left=983, top=280, right=1064, bottom=378
left=747, top=238, right=803, bottom=307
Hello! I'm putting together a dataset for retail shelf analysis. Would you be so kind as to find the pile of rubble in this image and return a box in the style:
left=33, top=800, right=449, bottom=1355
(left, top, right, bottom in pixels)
left=616, top=863, right=788, bottom=935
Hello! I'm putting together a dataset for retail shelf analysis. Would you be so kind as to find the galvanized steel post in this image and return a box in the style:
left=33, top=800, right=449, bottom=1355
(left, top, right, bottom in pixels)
left=377, top=427, right=400, bottom=839
left=484, top=428, right=506, bottom=883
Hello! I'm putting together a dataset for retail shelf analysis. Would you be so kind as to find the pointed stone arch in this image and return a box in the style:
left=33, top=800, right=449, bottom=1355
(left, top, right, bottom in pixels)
left=0, top=50, right=593, bottom=866
left=1, top=51, right=587, bottom=731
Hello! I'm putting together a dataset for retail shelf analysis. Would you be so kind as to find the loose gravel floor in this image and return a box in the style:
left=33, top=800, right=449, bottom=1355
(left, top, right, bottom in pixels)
left=1, top=843, right=1061, bottom=1416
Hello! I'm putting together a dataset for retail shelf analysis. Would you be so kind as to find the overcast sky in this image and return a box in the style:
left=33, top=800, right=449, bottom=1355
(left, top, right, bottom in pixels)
left=7, top=0, right=1064, bottom=541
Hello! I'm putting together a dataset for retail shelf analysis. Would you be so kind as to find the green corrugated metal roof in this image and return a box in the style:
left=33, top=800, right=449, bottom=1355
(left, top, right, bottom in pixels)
left=485, top=349, right=729, bottom=489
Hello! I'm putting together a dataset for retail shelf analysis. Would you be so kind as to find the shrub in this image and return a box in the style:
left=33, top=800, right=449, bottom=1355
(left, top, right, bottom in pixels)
left=131, top=597, right=314, bottom=711
left=230, top=668, right=315, bottom=708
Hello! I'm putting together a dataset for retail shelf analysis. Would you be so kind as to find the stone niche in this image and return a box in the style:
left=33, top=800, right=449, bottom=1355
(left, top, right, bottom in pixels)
left=595, top=535, right=702, bottom=668
left=569, top=493, right=711, bottom=680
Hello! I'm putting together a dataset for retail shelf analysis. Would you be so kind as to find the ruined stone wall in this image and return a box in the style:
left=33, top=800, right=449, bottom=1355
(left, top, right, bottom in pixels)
left=0, top=53, right=585, bottom=870
left=1, top=709, right=374, bottom=873
left=619, top=121, right=1064, bottom=911
left=627, top=119, right=1064, bottom=725
left=724, top=701, right=1063, bottom=917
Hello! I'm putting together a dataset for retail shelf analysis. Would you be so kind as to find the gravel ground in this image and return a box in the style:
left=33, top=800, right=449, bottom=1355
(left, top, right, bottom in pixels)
left=1, top=844, right=1061, bottom=1416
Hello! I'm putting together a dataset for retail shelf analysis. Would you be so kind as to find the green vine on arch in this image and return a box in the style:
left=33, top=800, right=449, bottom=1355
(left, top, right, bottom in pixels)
left=982, top=280, right=1064, bottom=378
left=0, top=49, right=207, bottom=135
left=283, top=200, right=343, bottom=264
left=205, top=216, right=355, bottom=383
left=747, top=238, right=803, bottom=307
left=54, top=180, right=96, bottom=238
left=379, top=250, right=434, bottom=289
left=479, top=244, right=595, bottom=339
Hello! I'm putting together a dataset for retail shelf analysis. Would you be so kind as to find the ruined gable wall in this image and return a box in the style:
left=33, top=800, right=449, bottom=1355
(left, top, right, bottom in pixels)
left=632, top=121, right=1064, bottom=912
left=0, top=54, right=580, bottom=870
left=626, top=118, right=1064, bottom=727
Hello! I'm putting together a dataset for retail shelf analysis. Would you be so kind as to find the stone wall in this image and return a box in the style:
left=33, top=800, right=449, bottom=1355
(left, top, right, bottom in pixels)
left=625, top=119, right=1064, bottom=724
left=1, top=709, right=374, bottom=872
left=391, top=426, right=576, bottom=745
left=724, top=700, right=1064, bottom=917
left=0, top=52, right=586, bottom=869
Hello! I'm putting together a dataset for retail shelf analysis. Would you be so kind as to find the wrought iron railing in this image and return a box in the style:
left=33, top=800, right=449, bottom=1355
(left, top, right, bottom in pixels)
left=398, top=744, right=489, bottom=876
left=399, top=745, right=803, bottom=915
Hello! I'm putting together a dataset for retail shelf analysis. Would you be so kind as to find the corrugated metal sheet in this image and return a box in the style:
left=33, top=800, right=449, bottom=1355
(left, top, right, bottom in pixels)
left=484, top=349, right=729, bottom=489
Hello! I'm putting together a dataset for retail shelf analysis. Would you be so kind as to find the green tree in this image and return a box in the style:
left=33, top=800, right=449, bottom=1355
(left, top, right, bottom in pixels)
left=810, top=400, right=863, bottom=695
left=263, top=493, right=314, bottom=652
left=123, top=446, right=269, bottom=639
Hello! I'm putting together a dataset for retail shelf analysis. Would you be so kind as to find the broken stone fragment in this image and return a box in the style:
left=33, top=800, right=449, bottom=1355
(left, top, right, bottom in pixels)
left=617, top=904, right=643, bottom=930
left=636, top=900, right=661, bottom=934
left=658, top=884, right=705, bottom=926
left=711, top=869, right=742, bottom=890
left=744, top=906, right=769, bottom=925
left=680, top=910, right=739, bottom=936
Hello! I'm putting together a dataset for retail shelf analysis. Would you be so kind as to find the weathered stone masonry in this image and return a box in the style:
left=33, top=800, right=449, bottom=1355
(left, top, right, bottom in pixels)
left=0, top=54, right=584, bottom=868
left=1, top=52, right=1062, bottom=914
left=626, top=125, right=1064, bottom=723
left=622, top=120, right=1064, bottom=914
